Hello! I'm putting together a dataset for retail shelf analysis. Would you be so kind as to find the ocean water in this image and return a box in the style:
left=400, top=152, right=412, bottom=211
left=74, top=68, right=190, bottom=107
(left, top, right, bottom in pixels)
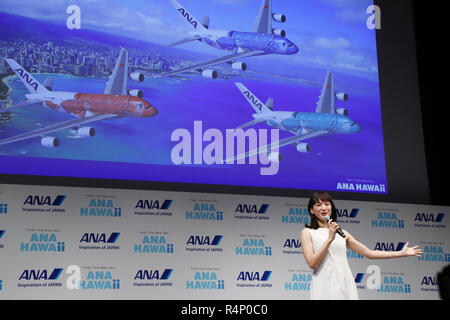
left=0, top=69, right=387, bottom=193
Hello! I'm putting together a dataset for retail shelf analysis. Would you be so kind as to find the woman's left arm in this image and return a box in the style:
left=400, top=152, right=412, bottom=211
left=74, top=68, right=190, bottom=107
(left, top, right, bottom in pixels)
left=344, top=230, right=423, bottom=259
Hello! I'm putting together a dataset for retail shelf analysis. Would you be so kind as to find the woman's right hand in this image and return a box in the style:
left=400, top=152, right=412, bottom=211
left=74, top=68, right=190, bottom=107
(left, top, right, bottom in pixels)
left=327, top=218, right=339, bottom=242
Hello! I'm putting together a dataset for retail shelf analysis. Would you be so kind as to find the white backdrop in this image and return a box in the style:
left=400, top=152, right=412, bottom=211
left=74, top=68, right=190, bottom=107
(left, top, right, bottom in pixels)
left=0, top=183, right=448, bottom=300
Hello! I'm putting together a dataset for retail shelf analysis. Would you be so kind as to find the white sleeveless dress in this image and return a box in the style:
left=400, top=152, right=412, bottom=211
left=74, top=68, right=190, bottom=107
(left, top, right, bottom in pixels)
left=306, top=228, right=358, bottom=300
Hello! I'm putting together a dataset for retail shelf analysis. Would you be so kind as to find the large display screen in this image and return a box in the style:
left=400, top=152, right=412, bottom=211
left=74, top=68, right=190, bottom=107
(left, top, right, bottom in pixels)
left=0, top=0, right=427, bottom=201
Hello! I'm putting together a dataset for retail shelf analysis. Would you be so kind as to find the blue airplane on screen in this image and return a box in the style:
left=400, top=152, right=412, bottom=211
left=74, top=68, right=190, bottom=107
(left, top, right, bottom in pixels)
left=161, top=0, right=299, bottom=79
left=228, top=71, right=361, bottom=162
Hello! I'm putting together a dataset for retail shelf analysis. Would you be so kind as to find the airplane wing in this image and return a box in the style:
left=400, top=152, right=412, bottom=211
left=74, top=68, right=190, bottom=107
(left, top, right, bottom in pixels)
left=167, top=36, right=202, bottom=47
left=254, top=0, right=272, bottom=34
left=104, top=47, right=128, bottom=95
left=315, top=71, right=335, bottom=114
left=0, top=99, right=42, bottom=113
left=0, top=113, right=117, bottom=146
left=235, top=118, right=267, bottom=130
left=159, top=50, right=265, bottom=77
left=225, top=130, right=328, bottom=163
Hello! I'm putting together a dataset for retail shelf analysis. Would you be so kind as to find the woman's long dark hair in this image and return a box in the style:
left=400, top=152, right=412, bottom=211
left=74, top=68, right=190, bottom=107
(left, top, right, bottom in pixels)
left=305, top=191, right=337, bottom=229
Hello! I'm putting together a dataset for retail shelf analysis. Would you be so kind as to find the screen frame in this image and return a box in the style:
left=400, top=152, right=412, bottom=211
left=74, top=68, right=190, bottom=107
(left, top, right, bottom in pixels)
left=0, top=0, right=431, bottom=204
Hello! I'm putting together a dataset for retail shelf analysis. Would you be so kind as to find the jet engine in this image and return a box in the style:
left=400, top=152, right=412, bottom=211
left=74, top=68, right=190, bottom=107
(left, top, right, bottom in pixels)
left=202, top=69, right=218, bottom=79
left=272, top=13, right=286, bottom=23
left=73, top=127, right=96, bottom=138
left=335, top=108, right=348, bottom=116
left=272, top=29, right=286, bottom=37
left=129, top=72, right=144, bottom=82
left=296, top=142, right=311, bottom=153
left=335, top=92, right=348, bottom=101
left=41, top=136, right=59, bottom=148
left=127, top=89, right=143, bottom=98
left=268, top=151, right=282, bottom=162
left=231, top=62, right=247, bottom=71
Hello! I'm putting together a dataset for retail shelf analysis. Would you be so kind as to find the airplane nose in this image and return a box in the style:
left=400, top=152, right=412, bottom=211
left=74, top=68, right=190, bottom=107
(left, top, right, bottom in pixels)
left=145, top=105, right=158, bottom=117
left=352, top=123, right=361, bottom=133
left=141, top=100, right=157, bottom=117
left=289, top=44, right=299, bottom=54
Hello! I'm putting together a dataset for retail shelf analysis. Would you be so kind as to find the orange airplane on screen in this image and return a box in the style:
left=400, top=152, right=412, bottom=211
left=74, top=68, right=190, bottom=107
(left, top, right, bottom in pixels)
left=0, top=47, right=157, bottom=147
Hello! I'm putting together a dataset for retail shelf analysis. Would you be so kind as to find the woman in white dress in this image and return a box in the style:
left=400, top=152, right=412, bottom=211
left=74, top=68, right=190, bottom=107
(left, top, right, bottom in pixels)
left=300, top=192, right=423, bottom=300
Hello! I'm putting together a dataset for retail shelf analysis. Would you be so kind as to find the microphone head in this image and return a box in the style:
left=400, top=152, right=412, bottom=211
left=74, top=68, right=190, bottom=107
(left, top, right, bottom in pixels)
left=324, top=216, right=330, bottom=222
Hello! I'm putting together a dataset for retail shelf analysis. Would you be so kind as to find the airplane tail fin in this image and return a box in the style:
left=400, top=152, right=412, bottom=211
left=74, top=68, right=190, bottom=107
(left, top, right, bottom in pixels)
left=315, top=71, right=335, bottom=114
left=5, top=59, right=50, bottom=94
left=235, top=82, right=272, bottom=114
left=201, top=16, right=210, bottom=29
left=170, top=0, right=208, bottom=32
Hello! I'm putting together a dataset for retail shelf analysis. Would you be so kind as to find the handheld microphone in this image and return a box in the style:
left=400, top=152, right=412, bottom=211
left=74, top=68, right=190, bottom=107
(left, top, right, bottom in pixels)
left=324, top=216, right=346, bottom=238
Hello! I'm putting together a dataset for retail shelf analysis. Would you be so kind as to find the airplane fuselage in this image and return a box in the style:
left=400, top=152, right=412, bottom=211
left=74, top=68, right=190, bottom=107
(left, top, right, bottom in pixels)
left=25, top=92, right=157, bottom=118
left=255, top=111, right=361, bottom=135
left=194, top=30, right=298, bottom=55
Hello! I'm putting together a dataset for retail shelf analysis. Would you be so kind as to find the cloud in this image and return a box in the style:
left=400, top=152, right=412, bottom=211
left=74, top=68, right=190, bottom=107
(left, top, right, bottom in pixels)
left=320, top=0, right=366, bottom=8
left=212, top=0, right=249, bottom=5
left=312, top=37, right=350, bottom=50
left=336, top=8, right=366, bottom=23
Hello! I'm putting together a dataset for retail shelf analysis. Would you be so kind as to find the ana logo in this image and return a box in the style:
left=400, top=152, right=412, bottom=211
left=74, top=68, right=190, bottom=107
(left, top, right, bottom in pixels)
left=24, top=195, right=66, bottom=206
left=282, top=238, right=301, bottom=255
left=418, top=245, right=450, bottom=263
left=237, top=271, right=272, bottom=282
left=374, top=242, right=405, bottom=251
left=20, top=233, right=65, bottom=252
left=352, top=265, right=381, bottom=290
left=177, top=8, right=198, bottom=28
left=80, top=199, right=121, bottom=217
left=80, top=232, right=120, bottom=243
left=414, top=213, right=446, bottom=228
left=186, top=271, right=224, bottom=290
left=134, top=234, right=174, bottom=254
left=283, top=238, right=301, bottom=249
left=186, top=202, right=223, bottom=221
left=133, top=269, right=173, bottom=288
left=78, top=270, right=120, bottom=290
left=420, top=275, right=438, bottom=292
left=337, top=208, right=359, bottom=218
left=371, top=211, right=404, bottom=229
left=136, top=200, right=172, bottom=210
left=14, top=68, right=39, bottom=91
left=236, top=237, right=272, bottom=256
left=135, top=199, right=173, bottom=217
left=187, top=235, right=223, bottom=246
left=79, top=233, right=120, bottom=251
left=243, top=91, right=263, bottom=110
left=337, top=208, right=360, bottom=224
left=0, top=202, right=7, bottom=214
left=285, top=272, right=311, bottom=291
left=19, top=268, right=63, bottom=281
left=235, top=204, right=269, bottom=214
left=134, top=269, right=173, bottom=281
left=186, top=235, right=223, bottom=252
left=0, top=230, right=4, bottom=249
left=355, top=273, right=365, bottom=284
left=377, top=275, right=411, bottom=294
left=282, top=207, right=310, bottom=224
left=236, top=271, right=272, bottom=288
left=0, top=279, right=2, bottom=291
